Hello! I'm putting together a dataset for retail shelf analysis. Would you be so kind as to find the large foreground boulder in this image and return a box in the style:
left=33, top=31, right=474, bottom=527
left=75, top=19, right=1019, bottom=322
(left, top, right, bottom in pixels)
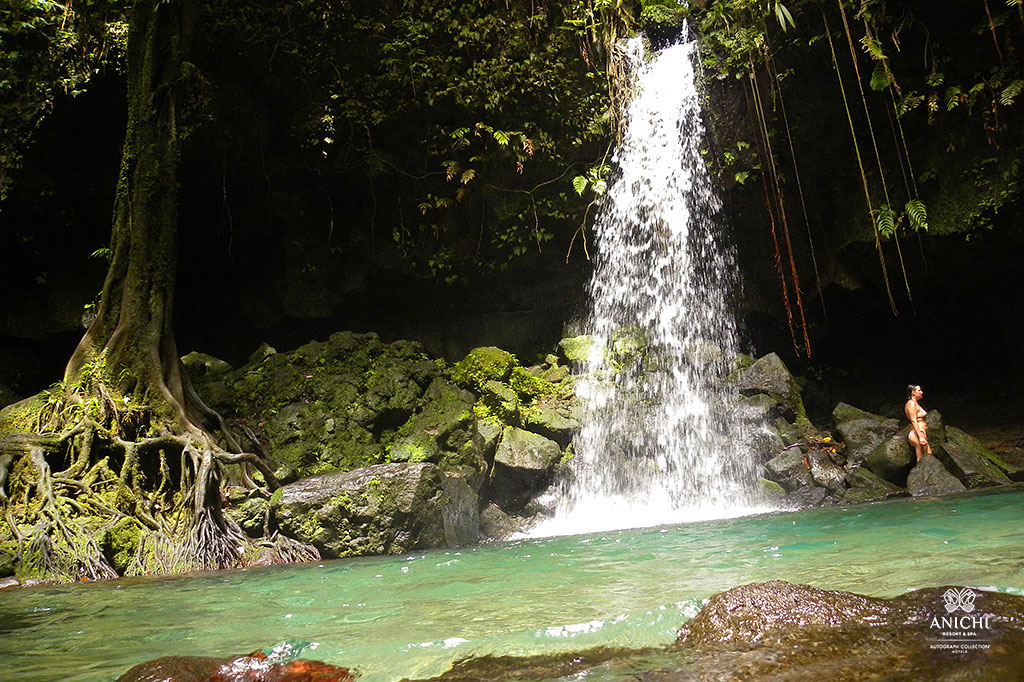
left=675, top=581, right=1024, bottom=681
left=864, top=431, right=916, bottom=486
left=271, top=462, right=475, bottom=558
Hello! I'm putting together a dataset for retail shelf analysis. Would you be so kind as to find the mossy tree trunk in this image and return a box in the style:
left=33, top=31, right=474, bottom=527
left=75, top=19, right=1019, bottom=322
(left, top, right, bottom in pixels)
left=0, top=0, right=311, bottom=582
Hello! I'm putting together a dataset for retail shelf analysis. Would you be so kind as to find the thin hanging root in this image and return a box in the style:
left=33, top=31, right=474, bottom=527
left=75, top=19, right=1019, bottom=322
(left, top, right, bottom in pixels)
left=824, top=4, right=898, bottom=315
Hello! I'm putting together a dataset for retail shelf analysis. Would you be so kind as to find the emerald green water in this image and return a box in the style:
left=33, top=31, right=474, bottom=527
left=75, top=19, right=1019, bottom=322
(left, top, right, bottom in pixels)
left=3, top=487, right=1023, bottom=682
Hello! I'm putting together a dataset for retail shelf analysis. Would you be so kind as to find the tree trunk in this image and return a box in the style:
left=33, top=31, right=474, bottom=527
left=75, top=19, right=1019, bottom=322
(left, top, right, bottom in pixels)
left=66, top=0, right=200, bottom=430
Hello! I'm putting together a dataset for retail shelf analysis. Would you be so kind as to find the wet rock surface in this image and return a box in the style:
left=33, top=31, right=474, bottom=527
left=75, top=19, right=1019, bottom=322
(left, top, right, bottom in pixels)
left=117, top=650, right=355, bottom=682
left=408, top=581, right=1024, bottom=681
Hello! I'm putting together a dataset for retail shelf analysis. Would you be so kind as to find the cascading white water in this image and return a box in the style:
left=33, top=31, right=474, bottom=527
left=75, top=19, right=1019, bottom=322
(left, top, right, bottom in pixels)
left=532, top=35, right=770, bottom=537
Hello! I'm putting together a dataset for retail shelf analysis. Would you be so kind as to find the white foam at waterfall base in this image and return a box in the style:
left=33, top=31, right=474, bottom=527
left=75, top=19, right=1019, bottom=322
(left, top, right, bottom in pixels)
left=529, top=34, right=774, bottom=539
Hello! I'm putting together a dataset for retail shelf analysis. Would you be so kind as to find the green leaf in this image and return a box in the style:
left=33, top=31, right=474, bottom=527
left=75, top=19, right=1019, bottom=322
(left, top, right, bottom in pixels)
left=860, top=35, right=885, bottom=60
left=774, top=2, right=795, bottom=31
left=1000, top=79, right=1024, bottom=106
left=905, top=199, right=928, bottom=232
left=572, top=175, right=588, bottom=195
left=875, top=205, right=897, bottom=238
left=460, top=169, right=476, bottom=185
left=870, top=63, right=891, bottom=91
left=945, top=86, right=963, bottom=111
left=734, top=171, right=750, bottom=185
left=493, top=129, right=510, bottom=146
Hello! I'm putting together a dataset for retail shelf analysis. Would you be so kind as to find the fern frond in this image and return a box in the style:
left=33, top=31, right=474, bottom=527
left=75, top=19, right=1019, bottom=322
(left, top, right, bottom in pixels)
left=860, top=35, right=885, bottom=60
left=875, top=205, right=897, bottom=238
left=1000, top=80, right=1024, bottom=106
left=945, top=86, right=963, bottom=111
left=905, top=199, right=928, bottom=232
left=572, top=175, right=588, bottom=196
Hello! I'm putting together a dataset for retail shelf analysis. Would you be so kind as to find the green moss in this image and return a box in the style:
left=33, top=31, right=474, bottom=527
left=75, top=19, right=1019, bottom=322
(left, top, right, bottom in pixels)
left=0, top=391, right=49, bottom=433
left=558, top=335, right=594, bottom=364
left=103, top=518, right=142, bottom=574
left=508, top=367, right=555, bottom=402
left=451, top=347, right=517, bottom=390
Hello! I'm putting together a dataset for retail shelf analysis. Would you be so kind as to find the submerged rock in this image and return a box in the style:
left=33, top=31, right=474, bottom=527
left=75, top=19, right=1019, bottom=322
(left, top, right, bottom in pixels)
left=116, top=650, right=355, bottom=682
left=413, top=582, right=1024, bottom=681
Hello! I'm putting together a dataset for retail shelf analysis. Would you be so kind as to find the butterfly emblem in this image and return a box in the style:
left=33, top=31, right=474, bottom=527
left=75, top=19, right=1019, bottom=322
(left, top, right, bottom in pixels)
left=943, top=587, right=976, bottom=613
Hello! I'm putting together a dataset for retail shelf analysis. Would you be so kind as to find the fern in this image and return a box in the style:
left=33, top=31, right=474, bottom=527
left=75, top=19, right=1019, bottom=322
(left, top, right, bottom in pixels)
left=896, top=92, right=924, bottom=116
left=1000, top=79, right=1024, bottom=106
left=860, top=35, right=885, bottom=60
left=905, top=199, right=928, bottom=232
left=572, top=175, right=588, bottom=196
left=492, top=129, right=510, bottom=146
left=945, top=86, right=963, bottom=111
left=460, top=169, right=476, bottom=185
left=870, top=63, right=891, bottom=91
left=875, top=205, right=897, bottom=238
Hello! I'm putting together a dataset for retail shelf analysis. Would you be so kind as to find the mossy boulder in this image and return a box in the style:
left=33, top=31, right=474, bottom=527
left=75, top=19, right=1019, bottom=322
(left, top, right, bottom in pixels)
left=756, top=477, right=787, bottom=501
left=938, top=427, right=1012, bottom=489
left=558, top=335, right=595, bottom=364
left=521, top=400, right=581, bottom=448
left=489, top=427, right=563, bottom=511
left=0, top=391, right=49, bottom=434
left=906, top=455, right=967, bottom=497
left=223, top=494, right=270, bottom=538
left=187, top=331, right=439, bottom=480
left=271, top=462, right=472, bottom=558
left=842, top=466, right=906, bottom=504
left=451, top=346, right=517, bottom=390
left=764, top=449, right=813, bottom=492
left=388, top=378, right=479, bottom=469
left=729, top=353, right=807, bottom=424
left=863, top=431, right=916, bottom=486
left=832, top=403, right=901, bottom=469
left=479, top=380, right=521, bottom=423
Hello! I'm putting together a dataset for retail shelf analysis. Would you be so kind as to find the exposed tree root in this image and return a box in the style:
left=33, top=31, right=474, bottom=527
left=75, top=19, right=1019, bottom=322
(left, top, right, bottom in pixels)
left=0, top=375, right=312, bottom=583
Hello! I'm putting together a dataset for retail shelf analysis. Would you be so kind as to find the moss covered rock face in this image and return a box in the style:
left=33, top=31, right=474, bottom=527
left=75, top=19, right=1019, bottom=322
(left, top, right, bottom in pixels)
left=187, top=331, right=440, bottom=481
left=270, top=462, right=475, bottom=558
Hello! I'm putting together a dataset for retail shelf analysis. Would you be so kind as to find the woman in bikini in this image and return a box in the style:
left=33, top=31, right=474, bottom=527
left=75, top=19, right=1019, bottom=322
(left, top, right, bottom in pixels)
left=905, top=384, right=932, bottom=461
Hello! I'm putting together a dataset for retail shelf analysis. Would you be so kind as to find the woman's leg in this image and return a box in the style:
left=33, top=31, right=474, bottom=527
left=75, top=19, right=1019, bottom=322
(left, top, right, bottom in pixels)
left=909, top=432, right=924, bottom=462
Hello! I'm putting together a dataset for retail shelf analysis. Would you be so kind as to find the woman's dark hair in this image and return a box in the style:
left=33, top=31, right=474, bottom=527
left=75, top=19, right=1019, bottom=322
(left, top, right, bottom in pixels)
left=906, top=384, right=920, bottom=399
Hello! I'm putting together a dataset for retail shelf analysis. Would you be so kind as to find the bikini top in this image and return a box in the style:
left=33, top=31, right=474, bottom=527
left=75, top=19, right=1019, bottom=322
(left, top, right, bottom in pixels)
left=909, top=399, right=927, bottom=420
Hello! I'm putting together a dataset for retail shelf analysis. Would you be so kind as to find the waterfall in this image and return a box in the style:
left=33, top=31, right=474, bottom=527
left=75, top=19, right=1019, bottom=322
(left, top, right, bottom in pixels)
left=532, top=35, right=769, bottom=537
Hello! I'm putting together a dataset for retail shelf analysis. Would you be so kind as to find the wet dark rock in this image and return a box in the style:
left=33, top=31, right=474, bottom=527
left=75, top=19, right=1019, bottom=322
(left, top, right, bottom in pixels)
left=785, top=485, right=828, bottom=507
left=864, top=431, right=915, bottom=486
left=764, top=449, right=812, bottom=492
left=831, top=402, right=900, bottom=468
left=842, top=466, right=906, bottom=504
left=440, top=473, right=480, bottom=546
left=940, top=426, right=1013, bottom=488
left=478, top=502, right=530, bottom=540
left=521, top=401, right=581, bottom=448
left=413, top=583, right=1024, bottom=681
left=271, top=462, right=474, bottom=558
left=489, top=427, right=563, bottom=511
left=906, top=454, right=968, bottom=497
left=807, top=453, right=845, bottom=493
left=729, top=353, right=806, bottom=422
left=116, top=651, right=355, bottom=682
